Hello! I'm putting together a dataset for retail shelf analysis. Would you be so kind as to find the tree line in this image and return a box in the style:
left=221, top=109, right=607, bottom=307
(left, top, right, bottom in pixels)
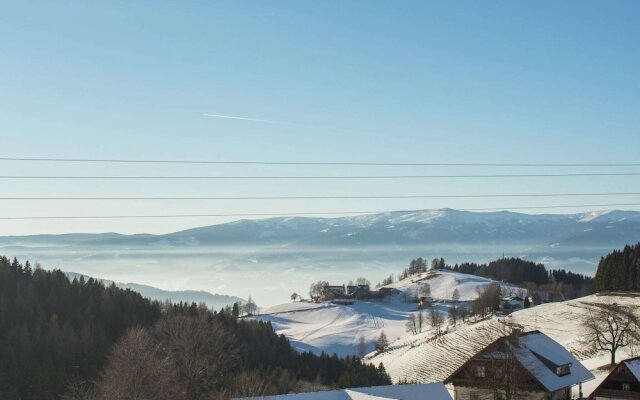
left=0, top=256, right=390, bottom=400
left=376, top=256, right=592, bottom=300
left=594, top=242, right=640, bottom=292
left=450, top=257, right=593, bottom=299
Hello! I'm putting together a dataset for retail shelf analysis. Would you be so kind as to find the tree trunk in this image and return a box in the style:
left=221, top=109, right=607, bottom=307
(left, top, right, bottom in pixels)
left=611, top=350, right=616, bottom=366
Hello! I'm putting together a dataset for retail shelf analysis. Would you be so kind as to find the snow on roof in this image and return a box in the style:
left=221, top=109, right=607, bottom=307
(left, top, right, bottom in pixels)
left=514, top=332, right=594, bottom=392
left=353, top=384, right=451, bottom=400
left=233, top=383, right=452, bottom=400
left=521, top=332, right=576, bottom=366
left=623, top=358, right=640, bottom=382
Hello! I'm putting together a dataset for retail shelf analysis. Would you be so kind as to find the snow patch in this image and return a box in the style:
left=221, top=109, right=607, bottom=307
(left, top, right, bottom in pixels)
left=577, top=210, right=613, bottom=222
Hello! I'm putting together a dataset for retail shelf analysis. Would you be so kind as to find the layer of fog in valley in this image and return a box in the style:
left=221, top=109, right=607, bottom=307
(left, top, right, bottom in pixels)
left=0, top=244, right=605, bottom=306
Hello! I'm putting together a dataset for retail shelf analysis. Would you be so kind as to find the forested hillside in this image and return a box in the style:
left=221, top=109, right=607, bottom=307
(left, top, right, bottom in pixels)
left=594, top=242, right=640, bottom=292
left=0, top=256, right=161, bottom=399
left=0, top=257, right=390, bottom=400
left=450, top=257, right=593, bottom=298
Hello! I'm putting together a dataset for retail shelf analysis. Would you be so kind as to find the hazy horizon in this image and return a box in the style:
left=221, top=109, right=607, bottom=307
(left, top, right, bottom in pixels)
left=2, top=1, right=640, bottom=235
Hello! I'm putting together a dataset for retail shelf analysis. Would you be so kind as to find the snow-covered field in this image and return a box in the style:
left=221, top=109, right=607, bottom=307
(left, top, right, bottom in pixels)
left=254, top=271, right=522, bottom=356
left=256, top=300, right=420, bottom=356
left=256, top=268, right=640, bottom=397
left=367, top=293, right=640, bottom=397
left=382, top=270, right=525, bottom=301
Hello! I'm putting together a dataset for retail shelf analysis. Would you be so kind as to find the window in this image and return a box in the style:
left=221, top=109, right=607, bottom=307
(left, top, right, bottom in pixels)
left=622, top=384, right=631, bottom=392
left=555, top=365, right=570, bottom=376
left=476, top=365, right=486, bottom=378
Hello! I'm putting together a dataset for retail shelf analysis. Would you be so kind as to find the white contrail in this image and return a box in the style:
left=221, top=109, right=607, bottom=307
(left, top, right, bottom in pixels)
left=203, top=113, right=296, bottom=126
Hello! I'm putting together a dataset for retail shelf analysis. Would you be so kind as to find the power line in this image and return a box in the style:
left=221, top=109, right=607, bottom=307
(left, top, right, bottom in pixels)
left=1, top=157, right=640, bottom=167
left=1, top=172, right=640, bottom=179
left=1, top=192, right=640, bottom=201
left=1, top=203, right=639, bottom=220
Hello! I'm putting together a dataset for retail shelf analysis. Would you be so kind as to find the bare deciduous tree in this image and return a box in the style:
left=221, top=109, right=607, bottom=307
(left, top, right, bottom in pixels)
left=405, top=313, right=418, bottom=335
left=419, top=282, right=431, bottom=297
left=95, top=328, right=179, bottom=400
left=243, top=296, right=258, bottom=315
left=582, top=303, right=640, bottom=366
left=62, top=379, right=96, bottom=400
left=428, top=307, right=445, bottom=336
left=232, top=371, right=270, bottom=399
left=417, top=310, right=425, bottom=333
left=449, top=304, right=459, bottom=326
left=155, top=310, right=239, bottom=399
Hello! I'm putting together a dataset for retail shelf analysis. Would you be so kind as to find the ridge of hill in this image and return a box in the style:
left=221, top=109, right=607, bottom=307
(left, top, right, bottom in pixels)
left=65, top=272, right=244, bottom=310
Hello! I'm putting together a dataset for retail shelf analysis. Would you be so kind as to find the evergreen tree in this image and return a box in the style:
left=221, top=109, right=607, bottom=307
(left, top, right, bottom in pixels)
left=232, top=302, right=241, bottom=318
left=375, top=331, right=389, bottom=352
left=594, top=243, right=640, bottom=292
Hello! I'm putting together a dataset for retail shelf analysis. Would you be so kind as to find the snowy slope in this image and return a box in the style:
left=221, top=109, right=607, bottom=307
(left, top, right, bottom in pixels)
left=254, top=271, right=524, bottom=356
left=367, top=293, right=640, bottom=395
left=366, top=319, right=508, bottom=383
left=380, top=270, right=524, bottom=301
left=256, top=300, right=420, bottom=356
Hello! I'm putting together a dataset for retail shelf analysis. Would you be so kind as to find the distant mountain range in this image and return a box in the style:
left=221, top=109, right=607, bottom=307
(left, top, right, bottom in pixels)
left=2, top=209, right=639, bottom=305
left=2, top=208, right=639, bottom=249
left=65, top=272, right=245, bottom=310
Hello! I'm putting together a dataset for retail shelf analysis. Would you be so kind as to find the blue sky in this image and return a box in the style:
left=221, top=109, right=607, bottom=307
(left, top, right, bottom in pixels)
left=1, top=0, right=639, bottom=234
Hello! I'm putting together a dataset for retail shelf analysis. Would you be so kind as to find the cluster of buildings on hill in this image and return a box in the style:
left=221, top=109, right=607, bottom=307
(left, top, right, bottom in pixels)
left=312, top=284, right=372, bottom=303
left=235, top=327, right=640, bottom=400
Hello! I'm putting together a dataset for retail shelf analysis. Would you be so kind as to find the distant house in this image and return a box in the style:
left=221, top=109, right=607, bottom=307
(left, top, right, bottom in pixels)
left=377, top=287, right=401, bottom=297
left=347, top=284, right=370, bottom=297
left=323, top=285, right=346, bottom=299
left=500, top=296, right=524, bottom=313
left=589, top=357, right=640, bottom=400
left=445, top=329, right=594, bottom=400
left=419, top=296, right=435, bottom=308
left=233, top=382, right=452, bottom=400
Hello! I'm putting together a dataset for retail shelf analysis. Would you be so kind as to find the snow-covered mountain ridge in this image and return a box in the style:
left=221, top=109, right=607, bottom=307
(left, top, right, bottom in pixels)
left=2, top=209, right=639, bottom=248
left=3, top=209, right=639, bottom=305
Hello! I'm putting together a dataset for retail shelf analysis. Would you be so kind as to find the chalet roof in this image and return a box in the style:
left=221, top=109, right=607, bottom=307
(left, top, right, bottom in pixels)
left=445, top=330, right=593, bottom=393
left=512, top=332, right=594, bottom=392
left=589, top=356, right=640, bottom=397
left=623, top=357, right=640, bottom=382
left=233, top=383, right=451, bottom=400
left=521, top=332, right=576, bottom=366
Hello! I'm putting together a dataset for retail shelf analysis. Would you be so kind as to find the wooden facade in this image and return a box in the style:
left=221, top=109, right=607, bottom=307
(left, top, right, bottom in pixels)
left=445, top=330, right=591, bottom=400
left=590, top=358, right=640, bottom=400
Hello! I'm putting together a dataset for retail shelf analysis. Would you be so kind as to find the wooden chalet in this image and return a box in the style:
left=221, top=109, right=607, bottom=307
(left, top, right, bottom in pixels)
left=445, top=329, right=593, bottom=400
left=590, top=357, right=640, bottom=400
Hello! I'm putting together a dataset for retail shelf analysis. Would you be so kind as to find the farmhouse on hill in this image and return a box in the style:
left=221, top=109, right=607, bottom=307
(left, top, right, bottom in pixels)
left=589, top=356, right=640, bottom=400
left=500, top=296, right=525, bottom=314
left=445, top=329, right=594, bottom=400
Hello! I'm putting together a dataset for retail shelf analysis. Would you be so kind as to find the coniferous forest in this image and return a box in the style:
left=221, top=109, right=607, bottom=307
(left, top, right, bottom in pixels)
left=0, top=256, right=390, bottom=400
left=450, top=257, right=593, bottom=297
left=594, top=242, right=640, bottom=292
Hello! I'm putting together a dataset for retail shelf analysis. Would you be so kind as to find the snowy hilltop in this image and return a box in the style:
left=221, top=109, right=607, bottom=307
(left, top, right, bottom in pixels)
left=253, top=270, right=523, bottom=356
